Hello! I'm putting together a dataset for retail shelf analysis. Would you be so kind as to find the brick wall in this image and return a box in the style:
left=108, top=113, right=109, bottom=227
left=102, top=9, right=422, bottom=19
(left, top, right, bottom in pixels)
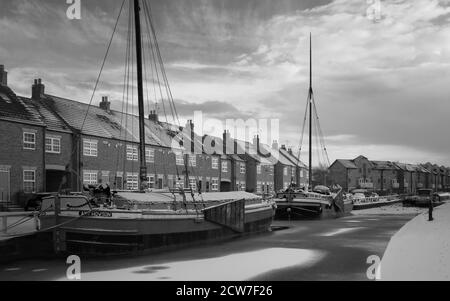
left=0, top=120, right=45, bottom=205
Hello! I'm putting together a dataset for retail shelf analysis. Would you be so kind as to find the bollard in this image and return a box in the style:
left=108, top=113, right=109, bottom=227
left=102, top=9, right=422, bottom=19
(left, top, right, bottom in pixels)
left=428, top=198, right=433, bottom=221
left=2, top=216, right=7, bottom=234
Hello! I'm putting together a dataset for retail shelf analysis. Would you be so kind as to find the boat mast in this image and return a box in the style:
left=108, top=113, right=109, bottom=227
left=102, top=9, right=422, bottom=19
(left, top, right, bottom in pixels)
left=308, top=33, right=313, bottom=190
left=134, top=0, right=147, bottom=191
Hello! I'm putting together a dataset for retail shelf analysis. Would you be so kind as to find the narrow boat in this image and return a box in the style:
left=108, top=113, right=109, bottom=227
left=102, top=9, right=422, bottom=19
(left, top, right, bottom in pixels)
left=273, top=34, right=353, bottom=219
left=37, top=0, right=275, bottom=256
left=352, top=195, right=402, bottom=210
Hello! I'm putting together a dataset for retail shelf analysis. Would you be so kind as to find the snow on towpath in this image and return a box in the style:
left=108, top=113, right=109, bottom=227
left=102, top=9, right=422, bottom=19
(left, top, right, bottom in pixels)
left=380, top=202, right=450, bottom=280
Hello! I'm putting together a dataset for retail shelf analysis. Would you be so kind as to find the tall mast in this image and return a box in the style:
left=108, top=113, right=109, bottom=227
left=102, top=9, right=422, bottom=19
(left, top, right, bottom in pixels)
left=308, top=33, right=313, bottom=190
left=134, top=0, right=147, bottom=191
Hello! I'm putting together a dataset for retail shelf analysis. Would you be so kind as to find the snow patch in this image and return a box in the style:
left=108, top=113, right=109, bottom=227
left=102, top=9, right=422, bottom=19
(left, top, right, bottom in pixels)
left=319, top=227, right=364, bottom=237
left=381, top=202, right=450, bottom=280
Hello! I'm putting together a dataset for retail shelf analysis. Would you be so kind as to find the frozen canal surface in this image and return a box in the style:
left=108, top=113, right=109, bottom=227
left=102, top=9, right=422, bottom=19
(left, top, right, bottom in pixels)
left=0, top=205, right=423, bottom=281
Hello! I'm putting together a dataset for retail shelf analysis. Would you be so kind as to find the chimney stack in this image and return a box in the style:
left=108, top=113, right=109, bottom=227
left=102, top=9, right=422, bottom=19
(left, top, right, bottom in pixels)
left=99, top=96, right=111, bottom=112
left=0, top=65, right=7, bottom=86
left=288, top=148, right=293, bottom=155
left=281, top=144, right=287, bottom=150
left=272, top=140, right=279, bottom=150
left=31, top=78, right=45, bottom=100
left=252, top=135, right=260, bottom=154
left=223, top=130, right=233, bottom=155
left=186, top=120, right=194, bottom=153
left=149, top=110, right=159, bottom=122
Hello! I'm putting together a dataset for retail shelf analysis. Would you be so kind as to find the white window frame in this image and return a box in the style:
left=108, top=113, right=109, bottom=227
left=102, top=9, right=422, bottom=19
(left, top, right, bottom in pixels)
left=83, top=170, right=98, bottom=185
left=126, top=145, right=138, bottom=161
left=240, top=163, right=246, bottom=174
left=175, top=151, right=184, bottom=166
left=45, top=137, right=61, bottom=154
left=147, top=175, right=155, bottom=189
left=189, top=154, right=197, bottom=167
left=23, top=169, right=36, bottom=193
left=126, top=173, right=139, bottom=190
left=23, top=132, right=36, bottom=150
left=212, top=157, right=219, bottom=169
left=256, top=164, right=261, bottom=174
left=211, top=178, right=219, bottom=191
left=189, top=177, right=197, bottom=191
left=83, top=139, right=98, bottom=157
left=176, top=176, right=185, bottom=189
left=145, top=148, right=155, bottom=163
left=222, top=161, right=228, bottom=173
left=283, top=167, right=288, bottom=176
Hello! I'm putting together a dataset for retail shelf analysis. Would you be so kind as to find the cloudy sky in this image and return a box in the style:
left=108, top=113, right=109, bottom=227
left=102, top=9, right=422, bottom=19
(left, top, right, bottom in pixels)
left=1, top=0, right=450, bottom=166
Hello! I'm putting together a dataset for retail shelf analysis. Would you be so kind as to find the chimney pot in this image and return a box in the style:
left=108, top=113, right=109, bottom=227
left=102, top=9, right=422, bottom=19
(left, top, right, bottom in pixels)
left=99, top=96, right=111, bottom=112
left=0, top=65, right=7, bottom=86
left=31, top=78, right=45, bottom=99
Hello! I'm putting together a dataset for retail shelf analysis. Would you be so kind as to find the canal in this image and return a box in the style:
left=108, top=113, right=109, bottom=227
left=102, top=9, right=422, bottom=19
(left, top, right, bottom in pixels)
left=0, top=205, right=424, bottom=281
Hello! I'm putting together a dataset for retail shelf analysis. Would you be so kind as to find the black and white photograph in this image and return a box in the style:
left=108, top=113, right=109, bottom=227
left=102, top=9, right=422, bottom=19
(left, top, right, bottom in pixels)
left=0, top=0, right=449, bottom=286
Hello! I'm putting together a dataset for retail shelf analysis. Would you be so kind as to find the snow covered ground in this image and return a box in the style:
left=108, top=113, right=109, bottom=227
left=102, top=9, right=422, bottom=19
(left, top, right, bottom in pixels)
left=380, top=202, right=450, bottom=280
left=352, top=203, right=426, bottom=216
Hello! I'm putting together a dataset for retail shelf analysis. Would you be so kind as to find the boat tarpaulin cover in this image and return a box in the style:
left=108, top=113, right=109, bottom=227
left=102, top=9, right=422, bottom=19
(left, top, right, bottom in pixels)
left=115, top=191, right=262, bottom=203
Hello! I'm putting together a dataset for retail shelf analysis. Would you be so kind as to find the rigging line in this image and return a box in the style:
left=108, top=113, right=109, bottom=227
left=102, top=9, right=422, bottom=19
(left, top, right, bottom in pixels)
left=142, top=2, right=182, bottom=189
left=124, top=0, right=133, bottom=187
left=296, top=93, right=310, bottom=166
left=115, top=3, right=132, bottom=189
left=143, top=0, right=173, bottom=128
left=312, top=96, right=331, bottom=167
left=145, top=0, right=181, bottom=126
left=142, top=1, right=168, bottom=124
left=80, top=0, right=126, bottom=132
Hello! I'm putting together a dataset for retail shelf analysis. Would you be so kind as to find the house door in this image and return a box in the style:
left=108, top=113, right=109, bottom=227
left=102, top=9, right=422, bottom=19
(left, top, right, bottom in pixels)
left=114, top=176, right=123, bottom=190
left=158, top=178, right=163, bottom=189
left=0, top=170, right=10, bottom=201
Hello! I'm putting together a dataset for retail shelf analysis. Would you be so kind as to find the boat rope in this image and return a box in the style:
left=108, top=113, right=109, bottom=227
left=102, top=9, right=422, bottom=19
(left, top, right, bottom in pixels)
left=2, top=207, right=98, bottom=238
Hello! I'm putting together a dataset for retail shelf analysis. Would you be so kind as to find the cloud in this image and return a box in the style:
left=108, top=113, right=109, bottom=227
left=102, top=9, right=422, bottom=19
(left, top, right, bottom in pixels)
left=1, top=0, right=450, bottom=166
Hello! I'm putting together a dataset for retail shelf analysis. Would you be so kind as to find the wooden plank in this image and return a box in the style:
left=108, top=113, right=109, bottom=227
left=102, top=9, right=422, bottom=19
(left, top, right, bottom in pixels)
left=203, top=199, right=245, bottom=233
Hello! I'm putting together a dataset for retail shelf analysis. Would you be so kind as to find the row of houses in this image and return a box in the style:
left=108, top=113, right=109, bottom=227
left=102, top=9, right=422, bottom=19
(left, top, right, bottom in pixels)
left=0, top=65, right=308, bottom=208
left=329, top=155, right=450, bottom=194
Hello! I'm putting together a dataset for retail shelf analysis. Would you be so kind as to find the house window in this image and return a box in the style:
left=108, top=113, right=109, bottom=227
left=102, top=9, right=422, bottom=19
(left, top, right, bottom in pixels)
left=23, top=170, right=36, bottom=193
left=147, top=175, right=155, bottom=189
left=256, top=164, right=261, bottom=174
left=240, top=163, right=246, bottom=174
left=211, top=178, right=219, bottom=191
left=257, top=181, right=262, bottom=193
left=83, top=170, right=98, bottom=185
left=283, top=167, right=288, bottom=176
left=23, top=132, right=36, bottom=150
left=83, top=139, right=98, bottom=157
left=189, top=178, right=197, bottom=191
left=222, top=161, right=228, bottom=173
left=126, top=173, right=139, bottom=190
left=240, top=182, right=246, bottom=191
left=126, top=145, right=138, bottom=161
left=145, top=148, right=155, bottom=163
left=175, top=151, right=184, bottom=166
left=189, top=154, right=196, bottom=167
left=45, top=137, right=61, bottom=153
left=291, top=168, right=296, bottom=178
left=176, top=177, right=185, bottom=189
left=212, top=157, right=219, bottom=169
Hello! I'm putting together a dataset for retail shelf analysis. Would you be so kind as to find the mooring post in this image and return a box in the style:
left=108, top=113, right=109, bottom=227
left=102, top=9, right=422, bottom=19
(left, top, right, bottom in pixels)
left=2, top=216, right=7, bottom=234
left=428, top=197, right=434, bottom=221
left=53, top=195, right=62, bottom=253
